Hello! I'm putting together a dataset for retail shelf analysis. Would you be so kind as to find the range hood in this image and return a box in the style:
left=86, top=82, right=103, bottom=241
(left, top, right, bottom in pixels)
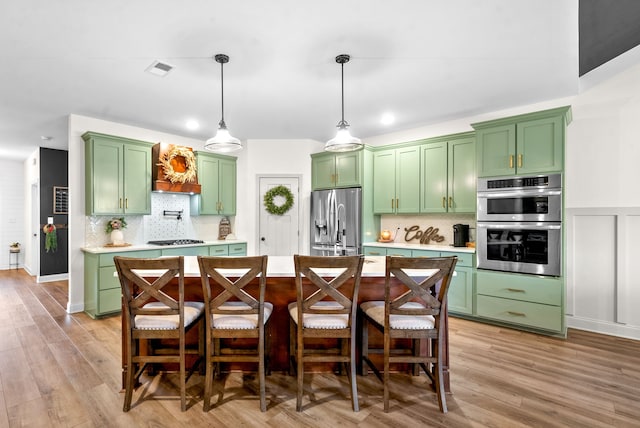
left=152, top=143, right=201, bottom=194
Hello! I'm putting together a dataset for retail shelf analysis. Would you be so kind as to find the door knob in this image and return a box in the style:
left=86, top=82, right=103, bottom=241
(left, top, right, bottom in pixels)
left=261, top=237, right=266, bottom=241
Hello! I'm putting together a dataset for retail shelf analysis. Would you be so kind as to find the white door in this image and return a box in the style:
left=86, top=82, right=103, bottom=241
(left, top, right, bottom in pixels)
left=258, top=176, right=300, bottom=256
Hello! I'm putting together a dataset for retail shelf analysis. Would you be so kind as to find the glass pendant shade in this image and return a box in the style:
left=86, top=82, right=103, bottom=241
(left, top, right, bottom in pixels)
left=325, top=122, right=362, bottom=152
left=204, top=120, right=242, bottom=153
left=205, top=53, right=242, bottom=153
left=324, top=54, right=363, bottom=152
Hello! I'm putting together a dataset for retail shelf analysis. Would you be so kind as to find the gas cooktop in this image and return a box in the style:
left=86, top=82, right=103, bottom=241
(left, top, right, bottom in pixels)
left=147, top=239, right=205, bottom=246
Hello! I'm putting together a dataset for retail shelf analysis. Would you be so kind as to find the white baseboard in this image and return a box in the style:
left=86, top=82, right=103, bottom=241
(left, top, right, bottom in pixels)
left=37, top=273, right=69, bottom=283
left=67, top=302, right=84, bottom=314
left=567, top=315, right=640, bottom=341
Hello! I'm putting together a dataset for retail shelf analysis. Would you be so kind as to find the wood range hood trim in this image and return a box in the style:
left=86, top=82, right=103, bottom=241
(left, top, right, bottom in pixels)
left=152, top=143, right=202, bottom=194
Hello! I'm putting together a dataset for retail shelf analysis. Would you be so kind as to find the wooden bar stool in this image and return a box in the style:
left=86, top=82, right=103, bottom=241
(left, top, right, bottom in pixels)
left=288, top=254, right=364, bottom=412
left=197, top=255, right=271, bottom=412
left=360, top=255, right=457, bottom=413
left=114, top=256, right=205, bottom=412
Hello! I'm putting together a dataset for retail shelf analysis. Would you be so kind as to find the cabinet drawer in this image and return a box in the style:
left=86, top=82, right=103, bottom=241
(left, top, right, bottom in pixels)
left=209, top=245, right=229, bottom=256
left=386, top=248, right=412, bottom=257
left=98, top=288, right=122, bottom=315
left=228, top=243, right=247, bottom=255
left=363, top=247, right=385, bottom=256
left=442, top=251, right=474, bottom=267
left=476, top=295, right=562, bottom=332
left=476, top=270, right=562, bottom=305
left=99, top=250, right=161, bottom=267
left=99, top=266, right=120, bottom=291
left=411, top=250, right=441, bottom=258
left=161, top=247, right=209, bottom=257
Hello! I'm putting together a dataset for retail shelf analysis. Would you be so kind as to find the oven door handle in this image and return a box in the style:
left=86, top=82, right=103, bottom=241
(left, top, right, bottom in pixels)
left=477, top=189, right=562, bottom=199
left=478, top=222, right=561, bottom=231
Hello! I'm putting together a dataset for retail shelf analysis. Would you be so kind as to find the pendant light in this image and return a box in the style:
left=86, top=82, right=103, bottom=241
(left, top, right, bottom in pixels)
left=204, top=54, right=242, bottom=153
left=325, top=54, right=363, bottom=152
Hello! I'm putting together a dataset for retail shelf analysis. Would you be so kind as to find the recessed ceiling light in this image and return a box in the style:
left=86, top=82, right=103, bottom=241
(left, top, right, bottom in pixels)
left=380, top=113, right=395, bottom=126
left=185, top=119, right=199, bottom=131
left=145, top=60, right=174, bottom=77
left=41, top=136, right=53, bottom=141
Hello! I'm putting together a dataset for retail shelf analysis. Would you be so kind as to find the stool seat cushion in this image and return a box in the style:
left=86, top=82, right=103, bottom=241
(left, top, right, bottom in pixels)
left=135, top=301, right=205, bottom=330
left=288, top=301, right=349, bottom=329
left=212, top=301, right=274, bottom=329
left=361, top=301, right=435, bottom=330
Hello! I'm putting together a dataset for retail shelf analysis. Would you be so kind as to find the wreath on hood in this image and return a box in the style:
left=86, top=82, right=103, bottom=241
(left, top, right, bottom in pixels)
left=264, top=185, right=294, bottom=215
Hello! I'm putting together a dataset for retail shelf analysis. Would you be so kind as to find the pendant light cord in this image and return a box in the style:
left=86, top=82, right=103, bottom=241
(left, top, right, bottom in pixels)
left=340, top=60, right=345, bottom=125
left=220, top=59, right=225, bottom=125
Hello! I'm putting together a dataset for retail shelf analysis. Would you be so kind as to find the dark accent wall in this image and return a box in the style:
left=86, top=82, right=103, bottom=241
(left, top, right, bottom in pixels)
left=580, top=0, right=640, bottom=76
left=40, top=148, right=68, bottom=276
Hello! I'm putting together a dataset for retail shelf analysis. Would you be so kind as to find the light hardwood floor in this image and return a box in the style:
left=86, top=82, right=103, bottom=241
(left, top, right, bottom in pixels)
left=1, top=268, right=639, bottom=427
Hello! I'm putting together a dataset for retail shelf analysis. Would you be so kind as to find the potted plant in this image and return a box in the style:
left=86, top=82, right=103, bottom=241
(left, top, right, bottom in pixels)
left=9, top=242, right=20, bottom=252
left=106, top=217, right=127, bottom=245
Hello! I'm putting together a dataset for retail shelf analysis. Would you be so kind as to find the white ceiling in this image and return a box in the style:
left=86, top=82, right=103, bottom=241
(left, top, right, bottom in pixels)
left=0, top=0, right=578, bottom=160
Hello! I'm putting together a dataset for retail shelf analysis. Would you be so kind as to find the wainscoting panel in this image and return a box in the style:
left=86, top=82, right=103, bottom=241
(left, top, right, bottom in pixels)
left=566, top=208, right=640, bottom=340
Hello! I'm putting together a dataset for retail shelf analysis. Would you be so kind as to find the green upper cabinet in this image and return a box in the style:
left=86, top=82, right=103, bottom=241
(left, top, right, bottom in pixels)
left=311, top=150, right=363, bottom=190
left=421, top=133, right=476, bottom=213
left=192, top=152, right=236, bottom=215
left=83, top=132, right=152, bottom=215
left=373, top=145, right=420, bottom=214
left=472, top=106, right=571, bottom=177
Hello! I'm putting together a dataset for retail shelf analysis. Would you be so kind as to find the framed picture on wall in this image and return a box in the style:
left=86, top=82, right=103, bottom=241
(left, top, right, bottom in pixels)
left=53, top=186, right=68, bottom=214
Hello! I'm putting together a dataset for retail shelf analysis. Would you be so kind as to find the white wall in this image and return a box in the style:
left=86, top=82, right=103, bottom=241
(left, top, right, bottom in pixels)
left=23, top=150, right=39, bottom=274
left=0, top=159, right=26, bottom=270
left=239, top=139, right=324, bottom=256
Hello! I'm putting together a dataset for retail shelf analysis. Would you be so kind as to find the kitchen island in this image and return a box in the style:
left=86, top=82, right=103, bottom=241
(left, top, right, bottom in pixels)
left=120, top=255, right=454, bottom=393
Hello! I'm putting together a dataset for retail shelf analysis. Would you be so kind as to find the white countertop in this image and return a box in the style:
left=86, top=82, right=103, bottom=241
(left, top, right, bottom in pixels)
left=82, top=239, right=247, bottom=254
left=363, top=241, right=475, bottom=254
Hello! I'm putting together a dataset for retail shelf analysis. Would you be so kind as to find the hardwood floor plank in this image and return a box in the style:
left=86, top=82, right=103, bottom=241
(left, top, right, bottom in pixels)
left=1, top=269, right=640, bottom=427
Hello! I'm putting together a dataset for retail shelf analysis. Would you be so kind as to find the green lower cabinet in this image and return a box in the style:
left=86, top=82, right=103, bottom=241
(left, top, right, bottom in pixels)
left=475, top=270, right=563, bottom=333
left=84, top=249, right=162, bottom=319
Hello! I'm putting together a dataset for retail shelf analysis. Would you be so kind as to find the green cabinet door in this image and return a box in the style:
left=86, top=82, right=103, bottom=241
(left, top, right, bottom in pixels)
left=123, top=143, right=152, bottom=214
left=193, top=152, right=237, bottom=215
left=448, top=137, right=476, bottom=213
left=476, top=124, right=516, bottom=177
left=197, top=154, right=220, bottom=215
left=311, top=153, right=336, bottom=190
left=373, top=149, right=396, bottom=214
left=218, top=157, right=236, bottom=215
left=448, top=266, right=473, bottom=315
left=90, top=138, right=123, bottom=215
left=335, top=152, right=361, bottom=187
left=420, top=142, right=448, bottom=213
left=516, top=116, right=563, bottom=175
left=395, top=146, right=420, bottom=213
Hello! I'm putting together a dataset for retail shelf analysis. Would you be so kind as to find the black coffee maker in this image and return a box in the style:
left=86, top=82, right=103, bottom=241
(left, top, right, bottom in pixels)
left=453, top=224, right=469, bottom=247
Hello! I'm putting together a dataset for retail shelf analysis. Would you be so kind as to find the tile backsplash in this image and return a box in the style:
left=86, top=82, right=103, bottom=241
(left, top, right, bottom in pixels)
left=85, top=193, right=233, bottom=247
left=380, top=213, right=476, bottom=247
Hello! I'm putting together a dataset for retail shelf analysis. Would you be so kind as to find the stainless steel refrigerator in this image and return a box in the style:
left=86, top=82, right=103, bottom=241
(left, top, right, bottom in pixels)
left=310, top=187, right=362, bottom=256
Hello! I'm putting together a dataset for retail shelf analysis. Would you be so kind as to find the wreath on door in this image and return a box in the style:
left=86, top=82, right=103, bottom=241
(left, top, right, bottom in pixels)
left=264, top=185, right=294, bottom=215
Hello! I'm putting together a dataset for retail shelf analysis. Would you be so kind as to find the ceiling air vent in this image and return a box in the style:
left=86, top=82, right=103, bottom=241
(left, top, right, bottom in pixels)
left=145, top=60, right=174, bottom=77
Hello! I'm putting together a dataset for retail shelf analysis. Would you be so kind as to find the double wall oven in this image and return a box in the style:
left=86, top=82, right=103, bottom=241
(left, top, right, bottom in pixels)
left=476, top=173, right=562, bottom=276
